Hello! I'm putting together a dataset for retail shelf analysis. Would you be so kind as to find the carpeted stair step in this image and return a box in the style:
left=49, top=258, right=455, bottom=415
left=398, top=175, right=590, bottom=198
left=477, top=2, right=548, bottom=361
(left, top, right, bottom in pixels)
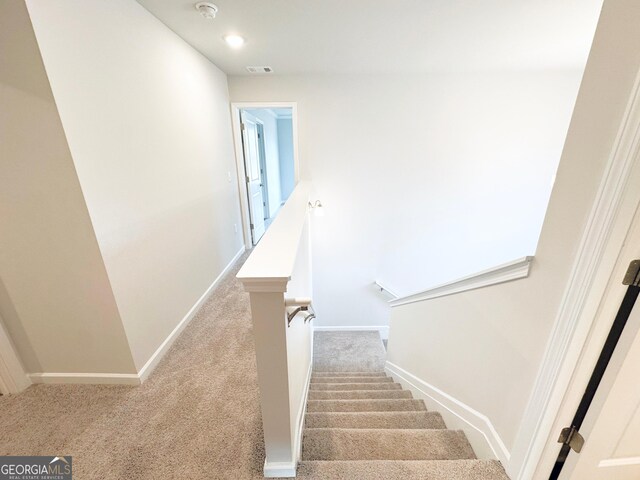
left=302, top=428, right=476, bottom=461
left=309, top=390, right=412, bottom=400
left=296, top=460, right=510, bottom=480
left=307, top=399, right=427, bottom=413
left=309, top=382, right=402, bottom=391
left=305, top=411, right=446, bottom=429
left=311, top=376, right=394, bottom=383
left=312, top=372, right=387, bottom=377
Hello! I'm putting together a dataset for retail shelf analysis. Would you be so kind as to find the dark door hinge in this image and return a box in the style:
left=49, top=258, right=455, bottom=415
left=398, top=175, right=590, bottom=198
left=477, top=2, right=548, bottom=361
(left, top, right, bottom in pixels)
left=250, top=223, right=254, bottom=230
left=557, top=426, right=584, bottom=453
left=623, top=259, right=640, bottom=286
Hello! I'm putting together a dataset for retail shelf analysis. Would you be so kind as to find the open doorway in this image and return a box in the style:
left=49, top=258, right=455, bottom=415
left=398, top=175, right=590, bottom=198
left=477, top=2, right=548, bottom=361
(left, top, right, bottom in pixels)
left=233, top=104, right=298, bottom=246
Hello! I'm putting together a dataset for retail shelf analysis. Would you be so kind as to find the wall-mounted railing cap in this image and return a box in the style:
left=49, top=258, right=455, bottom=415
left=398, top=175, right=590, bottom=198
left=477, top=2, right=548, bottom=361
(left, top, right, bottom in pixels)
left=389, top=255, right=534, bottom=307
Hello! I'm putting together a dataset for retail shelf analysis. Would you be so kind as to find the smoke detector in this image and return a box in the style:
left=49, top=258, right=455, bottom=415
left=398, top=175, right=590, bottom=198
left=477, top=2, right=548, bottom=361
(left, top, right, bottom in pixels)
left=246, top=66, right=274, bottom=74
left=195, top=2, right=218, bottom=19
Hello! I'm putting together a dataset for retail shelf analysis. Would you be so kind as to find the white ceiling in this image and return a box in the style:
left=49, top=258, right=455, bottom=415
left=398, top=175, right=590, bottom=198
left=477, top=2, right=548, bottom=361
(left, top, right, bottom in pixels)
left=137, top=0, right=603, bottom=76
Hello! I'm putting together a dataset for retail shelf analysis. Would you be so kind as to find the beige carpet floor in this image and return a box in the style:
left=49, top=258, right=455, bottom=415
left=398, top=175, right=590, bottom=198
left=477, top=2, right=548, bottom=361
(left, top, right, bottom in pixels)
left=299, top=372, right=510, bottom=479
left=0, top=254, right=269, bottom=479
left=313, top=331, right=386, bottom=372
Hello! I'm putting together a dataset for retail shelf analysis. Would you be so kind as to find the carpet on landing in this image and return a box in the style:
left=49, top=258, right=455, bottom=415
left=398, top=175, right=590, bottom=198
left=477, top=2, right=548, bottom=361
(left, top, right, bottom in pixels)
left=0, top=254, right=267, bottom=480
left=312, top=331, right=386, bottom=372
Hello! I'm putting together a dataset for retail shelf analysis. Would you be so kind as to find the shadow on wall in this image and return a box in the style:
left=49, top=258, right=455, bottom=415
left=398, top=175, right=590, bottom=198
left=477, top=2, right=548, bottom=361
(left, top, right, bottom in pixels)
left=0, top=276, right=39, bottom=373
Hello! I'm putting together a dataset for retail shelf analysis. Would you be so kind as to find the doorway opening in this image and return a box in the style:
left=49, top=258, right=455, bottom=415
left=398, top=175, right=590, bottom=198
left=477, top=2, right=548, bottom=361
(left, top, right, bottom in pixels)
left=232, top=104, right=298, bottom=246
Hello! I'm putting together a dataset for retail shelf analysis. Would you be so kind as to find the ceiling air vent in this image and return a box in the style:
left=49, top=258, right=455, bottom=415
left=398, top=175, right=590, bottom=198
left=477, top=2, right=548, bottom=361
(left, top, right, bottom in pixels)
left=246, top=66, right=273, bottom=74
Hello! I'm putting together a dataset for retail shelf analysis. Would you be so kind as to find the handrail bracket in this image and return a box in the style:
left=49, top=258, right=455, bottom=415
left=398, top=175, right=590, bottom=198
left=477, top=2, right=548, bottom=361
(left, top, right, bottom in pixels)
left=286, top=304, right=315, bottom=327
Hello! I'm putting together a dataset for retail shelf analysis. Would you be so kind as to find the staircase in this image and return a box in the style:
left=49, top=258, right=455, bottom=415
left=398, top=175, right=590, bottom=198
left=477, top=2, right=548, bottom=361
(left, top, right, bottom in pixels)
left=298, top=371, right=510, bottom=479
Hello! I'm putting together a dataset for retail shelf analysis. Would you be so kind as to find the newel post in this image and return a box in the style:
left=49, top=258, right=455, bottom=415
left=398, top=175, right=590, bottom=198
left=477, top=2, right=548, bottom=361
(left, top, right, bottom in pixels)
left=240, top=277, right=296, bottom=477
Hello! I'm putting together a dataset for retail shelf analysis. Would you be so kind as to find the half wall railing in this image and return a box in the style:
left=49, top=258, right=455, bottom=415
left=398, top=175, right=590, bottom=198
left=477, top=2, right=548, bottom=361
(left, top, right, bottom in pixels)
left=237, top=181, right=314, bottom=478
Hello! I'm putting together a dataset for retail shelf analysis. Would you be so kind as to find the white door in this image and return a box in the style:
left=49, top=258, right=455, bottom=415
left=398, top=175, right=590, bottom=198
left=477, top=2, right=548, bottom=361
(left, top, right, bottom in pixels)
left=564, top=205, right=640, bottom=480
left=567, top=298, right=640, bottom=480
left=241, top=112, right=266, bottom=244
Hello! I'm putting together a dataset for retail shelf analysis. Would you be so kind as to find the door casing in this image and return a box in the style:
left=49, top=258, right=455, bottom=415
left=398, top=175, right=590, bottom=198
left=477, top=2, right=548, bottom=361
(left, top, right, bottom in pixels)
left=256, top=123, right=270, bottom=220
left=231, top=102, right=300, bottom=250
left=239, top=111, right=268, bottom=244
left=522, top=69, right=640, bottom=479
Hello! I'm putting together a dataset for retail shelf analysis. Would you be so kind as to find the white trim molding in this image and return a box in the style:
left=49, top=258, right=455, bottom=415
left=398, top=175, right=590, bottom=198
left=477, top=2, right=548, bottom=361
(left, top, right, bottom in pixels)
left=230, top=102, right=300, bottom=250
left=263, top=461, right=297, bottom=478
left=29, top=247, right=245, bottom=386
left=314, top=325, right=390, bottom=341
left=513, top=68, right=640, bottom=479
left=385, top=361, right=510, bottom=466
left=389, top=256, right=534, bottom=307
left=29, top=372, right=140, bottom=385
left=292, top=360, right=313, bottom=467
left=138, top=246, right=245, bottom=382
left=599, top=456, right=640, bottom=468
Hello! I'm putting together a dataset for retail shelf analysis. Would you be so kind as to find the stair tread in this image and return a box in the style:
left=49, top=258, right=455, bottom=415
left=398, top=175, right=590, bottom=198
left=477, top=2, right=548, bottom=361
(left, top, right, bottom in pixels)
left=305, top=411, right=446, bottom=429
left=302, top=428, right=476, bottom=461
left=311, top=376, right=394, bottom=383
left=313, top=372, right=387, bottom=377
left=308, top=398, right=427, bottom=412
left=309, top=390, right=412, bottom=400
left=310, top=382, right=402, bottom=391
left=296, top=460, right=509, bottom=479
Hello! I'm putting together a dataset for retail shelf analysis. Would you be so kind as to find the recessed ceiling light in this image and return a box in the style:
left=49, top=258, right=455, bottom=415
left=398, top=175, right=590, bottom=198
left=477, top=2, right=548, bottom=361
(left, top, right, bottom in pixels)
left=223, top=34, right=245, bottom=49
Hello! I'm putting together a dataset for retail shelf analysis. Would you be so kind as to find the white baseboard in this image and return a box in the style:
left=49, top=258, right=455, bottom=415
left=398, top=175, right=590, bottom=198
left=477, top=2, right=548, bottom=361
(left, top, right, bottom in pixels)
left=138, top=246, right=245, bottom=382
left=385, top=361, right=510, bottom=466
left=314, top=325, right=389, bottom=340
left=263, top=460, right=297, bottom=478
left=29, top=372, right=140, bottom=385
left=29, top=247, right=246, bottom=386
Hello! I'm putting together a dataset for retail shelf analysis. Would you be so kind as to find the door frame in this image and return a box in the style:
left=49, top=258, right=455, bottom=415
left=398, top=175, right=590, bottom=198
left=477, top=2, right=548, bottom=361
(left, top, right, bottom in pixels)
left=239, top=110, right=269, bottom=245
left=256, top=122, right=270, bottom=221
left=231, top=102, right=300, bottom=250
left=552, top=244, right=640, bottom=479
left=516, top=69, right=640, bottom=479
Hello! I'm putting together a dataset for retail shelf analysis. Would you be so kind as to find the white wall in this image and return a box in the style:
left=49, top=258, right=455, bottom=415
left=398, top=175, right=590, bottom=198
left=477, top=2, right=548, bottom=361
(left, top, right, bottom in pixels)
left=277, top=118, right=295, bottom=201
left=27, top=0, right=244, bottom=371
left=229, top=71, right=583, bottom=328
left=245, top=108, right=283, bottom=217
left=386, top=1, right=640, bottom=476
left=0, top=0, right=136, bottom=375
